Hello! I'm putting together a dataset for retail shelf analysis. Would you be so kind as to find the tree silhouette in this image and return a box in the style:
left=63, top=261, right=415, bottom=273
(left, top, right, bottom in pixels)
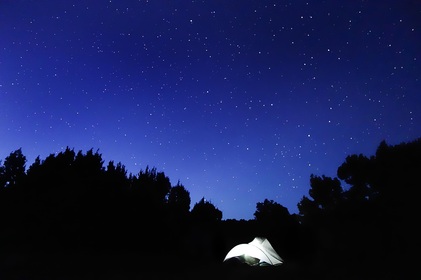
left=133, top=165, right=171, bottom=209
left=0, top=148, right=26, bottom=188
left=254, top=199, right=302, bottom=262
left=191, top=197, right=222, bottom=223
left=337, top=154, right=375, bottom=203
left=297, top=174, right=344, bottom=232
left=25, top=147, right=76, bottom=194
left=74, top=148, right=104, bottom=182
left=254, top=198, right=290, bottom=222
left=1, top=138, right=420, bottom=277
left=308, top=175, right=343, bottom=212
left=168, top=181, right=191, bottom=217
left=296, top=138, right=421, bottom=275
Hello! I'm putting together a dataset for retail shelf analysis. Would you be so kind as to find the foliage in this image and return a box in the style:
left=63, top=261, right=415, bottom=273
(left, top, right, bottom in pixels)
left=254, top=199, right=290, bottom=223
left=297, top=138, right=421, bottom=273
left=190, top=197, right=222, bottom=223
left=1, top=137, right=420, bottom=275
left=0, top=148, right=26, bottom=188
left=0, top=147, right=197, bottom=253
left=168, top=181, right=191, bottom=217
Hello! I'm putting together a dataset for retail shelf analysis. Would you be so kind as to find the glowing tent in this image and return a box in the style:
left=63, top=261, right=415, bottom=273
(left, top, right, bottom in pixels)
left=223, top=237, right=283, bottom=266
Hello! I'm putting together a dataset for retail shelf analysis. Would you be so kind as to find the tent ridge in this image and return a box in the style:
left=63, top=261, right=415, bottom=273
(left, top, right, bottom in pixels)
left=223, top=236, right=283, bottom=266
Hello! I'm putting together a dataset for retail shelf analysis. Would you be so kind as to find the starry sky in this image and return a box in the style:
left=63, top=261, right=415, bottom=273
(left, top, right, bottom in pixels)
left=1, top=0, right=420, bottom=220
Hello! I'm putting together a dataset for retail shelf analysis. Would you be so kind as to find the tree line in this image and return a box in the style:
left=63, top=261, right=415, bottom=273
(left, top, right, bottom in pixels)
left=296, top=138, right=420, bottom=276
left=0, top=147, right=225, bottom=254
left=1, top=137, right=420, bottom=276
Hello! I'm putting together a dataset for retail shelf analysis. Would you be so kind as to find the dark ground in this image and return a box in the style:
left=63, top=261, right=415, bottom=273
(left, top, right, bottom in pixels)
left=0, top=251, right=318, bottom=280
left=0, top=251, right=405, bottom=280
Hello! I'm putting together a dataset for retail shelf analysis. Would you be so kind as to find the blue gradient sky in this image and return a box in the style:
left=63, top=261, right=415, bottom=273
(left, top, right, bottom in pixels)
left=1, top=0, right=420, bottom=220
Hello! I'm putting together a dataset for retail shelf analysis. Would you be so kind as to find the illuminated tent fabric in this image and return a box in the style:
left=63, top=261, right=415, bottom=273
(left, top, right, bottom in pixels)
left=223, top=237, right=283, bottom=266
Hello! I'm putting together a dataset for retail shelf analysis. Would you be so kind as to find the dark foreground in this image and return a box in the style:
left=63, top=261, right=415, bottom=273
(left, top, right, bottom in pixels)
left=1, top=252, right=281, bottom=280
left=0, top=251, right=409, bottom=280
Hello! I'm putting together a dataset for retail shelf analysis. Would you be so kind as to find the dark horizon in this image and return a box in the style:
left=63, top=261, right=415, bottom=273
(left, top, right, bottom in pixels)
left=1, top=137, right=420, bottom=279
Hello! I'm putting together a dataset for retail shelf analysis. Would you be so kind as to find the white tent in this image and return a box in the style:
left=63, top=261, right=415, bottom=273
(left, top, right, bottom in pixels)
left=223, top=237, right=283, bottom=266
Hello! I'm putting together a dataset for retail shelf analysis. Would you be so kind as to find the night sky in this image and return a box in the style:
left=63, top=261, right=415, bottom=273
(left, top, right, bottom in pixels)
left=1, top=0, right=420, bottom=220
